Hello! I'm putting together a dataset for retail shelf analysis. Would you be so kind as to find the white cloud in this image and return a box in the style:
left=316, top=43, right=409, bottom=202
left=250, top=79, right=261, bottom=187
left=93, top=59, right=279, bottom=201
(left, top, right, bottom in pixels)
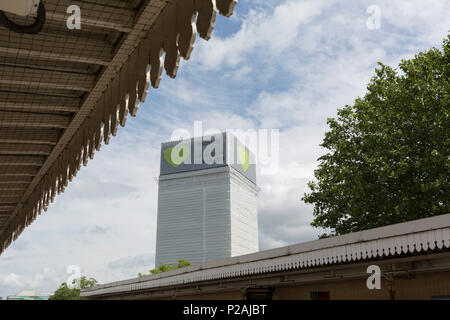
left=193, top=0, right=334, bottom=70
left=0, top=268, right=60, bottom=296
left=0, top=273, right=23, bottom=288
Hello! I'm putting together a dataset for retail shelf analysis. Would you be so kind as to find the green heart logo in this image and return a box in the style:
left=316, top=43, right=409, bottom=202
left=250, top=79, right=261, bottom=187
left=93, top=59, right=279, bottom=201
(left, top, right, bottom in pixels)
left=238, top=146, right=249, bottom=172
left=164, top=145, right=190, bottom=168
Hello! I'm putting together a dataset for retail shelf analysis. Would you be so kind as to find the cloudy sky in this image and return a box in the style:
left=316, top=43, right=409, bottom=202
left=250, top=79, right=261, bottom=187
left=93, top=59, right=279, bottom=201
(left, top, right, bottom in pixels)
left=1, top=0, right=449, bottom=298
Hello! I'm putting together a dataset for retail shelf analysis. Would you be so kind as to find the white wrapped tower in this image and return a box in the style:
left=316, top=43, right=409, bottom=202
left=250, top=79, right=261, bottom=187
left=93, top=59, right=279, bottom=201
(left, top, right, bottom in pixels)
left=155, top=132, right=259, bottom=266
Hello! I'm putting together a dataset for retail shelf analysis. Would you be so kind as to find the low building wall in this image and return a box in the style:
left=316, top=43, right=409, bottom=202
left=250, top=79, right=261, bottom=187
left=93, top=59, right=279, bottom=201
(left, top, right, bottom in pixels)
left=87, top=252, right=450, bottom=300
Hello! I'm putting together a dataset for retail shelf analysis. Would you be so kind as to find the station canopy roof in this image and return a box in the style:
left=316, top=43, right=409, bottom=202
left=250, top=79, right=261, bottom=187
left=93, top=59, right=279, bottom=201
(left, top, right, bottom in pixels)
left=0, top=0, right=237, bottom=254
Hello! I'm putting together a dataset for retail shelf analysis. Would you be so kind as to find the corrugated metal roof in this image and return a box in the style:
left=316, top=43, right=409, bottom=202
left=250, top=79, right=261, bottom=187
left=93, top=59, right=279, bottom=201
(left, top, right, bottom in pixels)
left=0, top=0, right=238, bottom=255
left=81, top=213, right=450, bottom=297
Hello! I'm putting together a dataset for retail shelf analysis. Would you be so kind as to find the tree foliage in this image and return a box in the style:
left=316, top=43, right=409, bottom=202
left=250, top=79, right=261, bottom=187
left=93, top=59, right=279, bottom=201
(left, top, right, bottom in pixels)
left=138, top=259, right=191, bottom=277
left=49, top=276, right=97, bottom=300
left=303, top=33, right=449, bottom=237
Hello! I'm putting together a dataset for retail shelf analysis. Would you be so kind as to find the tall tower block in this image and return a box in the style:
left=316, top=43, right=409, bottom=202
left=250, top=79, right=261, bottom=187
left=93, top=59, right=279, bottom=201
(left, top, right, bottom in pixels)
left=155, top=132, right=259, bottom=266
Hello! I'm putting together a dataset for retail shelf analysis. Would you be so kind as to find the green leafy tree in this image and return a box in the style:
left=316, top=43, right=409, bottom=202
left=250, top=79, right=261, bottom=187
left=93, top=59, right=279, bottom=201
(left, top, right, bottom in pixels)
left=49, top=276, right=98, bottom=300
left=138, top=259, right=191, bottom=277
left=176, top=259, right=191, bottom=268
left=303, top=33, right=449, bottom=237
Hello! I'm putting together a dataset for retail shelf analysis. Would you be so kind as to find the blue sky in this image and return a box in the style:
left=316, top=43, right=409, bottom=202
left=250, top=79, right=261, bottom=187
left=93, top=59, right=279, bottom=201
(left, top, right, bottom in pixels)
left=0, top=0, right=449, bottom=298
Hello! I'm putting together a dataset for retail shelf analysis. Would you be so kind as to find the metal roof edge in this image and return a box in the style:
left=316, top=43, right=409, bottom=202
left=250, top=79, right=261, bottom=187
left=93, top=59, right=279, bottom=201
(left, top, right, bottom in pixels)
left=81, top=213, right=450, bottom=296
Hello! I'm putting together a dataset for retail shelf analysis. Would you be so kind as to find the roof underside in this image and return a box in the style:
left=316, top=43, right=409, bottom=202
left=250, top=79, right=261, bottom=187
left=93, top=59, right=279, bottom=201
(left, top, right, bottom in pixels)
left=0, top=0, right=237, bottom=255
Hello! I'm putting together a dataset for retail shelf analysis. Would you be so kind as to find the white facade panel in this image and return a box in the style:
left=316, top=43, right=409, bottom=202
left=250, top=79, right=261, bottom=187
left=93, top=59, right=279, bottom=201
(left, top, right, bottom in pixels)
left=155, top=166, right=258, bottom=266
left=156, top=168, right=232, bottom=266
left=230, top=168, right=259, bottom=256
